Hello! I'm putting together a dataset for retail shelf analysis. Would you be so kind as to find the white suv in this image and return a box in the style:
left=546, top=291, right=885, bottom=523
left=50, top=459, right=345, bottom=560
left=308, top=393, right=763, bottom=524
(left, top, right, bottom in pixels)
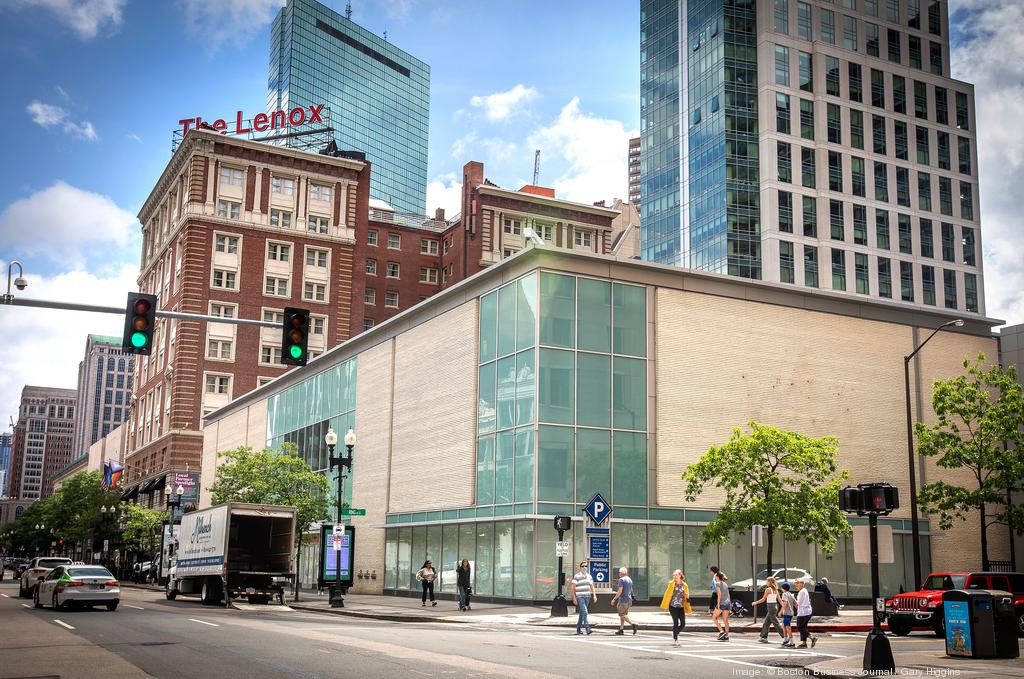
left=18, top=556, right=73, bottom=598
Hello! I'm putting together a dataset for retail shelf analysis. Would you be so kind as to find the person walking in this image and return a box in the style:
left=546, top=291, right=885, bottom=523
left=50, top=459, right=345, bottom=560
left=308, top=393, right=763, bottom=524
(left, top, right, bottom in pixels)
left=815, top=577, right=842, bottom=610
left=456, top=559, right=472, bottom=611
left=794, top=579, right=818, bottom=648
left=610, top=567, right=638, bottom=635
left=753, top=576, right=785, bottom=643
left=659, top=569, right=691, bottom=646
left=571, top=561, right=597, bottom=635
left=710, top=568, right=732, bottom=641
left=708, top=565, right=720, bottom=614
left=416, top=560, right=438, bottom=607
left=779, top=581, right=797, bottom=647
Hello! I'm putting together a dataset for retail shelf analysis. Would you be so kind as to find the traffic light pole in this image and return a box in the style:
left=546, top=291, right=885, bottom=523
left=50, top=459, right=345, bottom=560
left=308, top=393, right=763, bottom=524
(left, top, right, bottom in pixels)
left=2, top=297, right=279, bottom=328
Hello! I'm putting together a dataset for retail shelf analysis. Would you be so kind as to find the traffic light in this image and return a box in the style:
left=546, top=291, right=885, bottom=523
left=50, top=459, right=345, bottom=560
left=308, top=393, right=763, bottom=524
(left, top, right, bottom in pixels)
left=281, top=307, right=310, bottom=366
left=839, top=484, right=900, bottom=515
left=122, top=292, right=157, bottom=355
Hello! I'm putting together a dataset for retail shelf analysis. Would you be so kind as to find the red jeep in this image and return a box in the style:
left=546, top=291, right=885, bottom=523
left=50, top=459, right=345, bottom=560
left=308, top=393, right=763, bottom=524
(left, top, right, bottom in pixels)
left=885, top=571, right=1024, bottom=637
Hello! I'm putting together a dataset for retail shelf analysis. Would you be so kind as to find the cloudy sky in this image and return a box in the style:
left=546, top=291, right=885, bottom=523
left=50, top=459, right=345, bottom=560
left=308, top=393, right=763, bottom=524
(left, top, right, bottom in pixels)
left=0, top=0, right=1020, bottom=428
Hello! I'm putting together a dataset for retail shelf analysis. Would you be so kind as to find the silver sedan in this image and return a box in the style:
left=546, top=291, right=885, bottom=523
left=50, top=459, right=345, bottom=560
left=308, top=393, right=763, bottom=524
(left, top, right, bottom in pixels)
left=34, top=565, right=120, bottom=611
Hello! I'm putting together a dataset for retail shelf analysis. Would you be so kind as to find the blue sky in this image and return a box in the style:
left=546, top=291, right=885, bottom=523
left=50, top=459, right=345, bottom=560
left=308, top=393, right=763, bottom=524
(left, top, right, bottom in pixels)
left=0, top=0, right=1021, bottom=425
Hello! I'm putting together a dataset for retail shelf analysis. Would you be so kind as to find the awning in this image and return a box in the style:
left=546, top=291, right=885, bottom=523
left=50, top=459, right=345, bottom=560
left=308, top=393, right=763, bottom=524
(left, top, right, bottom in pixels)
left=122, top=485, right=139, bottom=500
left=141, top=478, right=160, bottom=493
left=151, top=475, right=167, bottom=492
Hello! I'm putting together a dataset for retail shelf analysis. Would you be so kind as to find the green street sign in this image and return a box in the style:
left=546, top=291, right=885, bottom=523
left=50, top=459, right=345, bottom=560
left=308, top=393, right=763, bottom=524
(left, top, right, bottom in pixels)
left=339, top=508, right=366, bottom=516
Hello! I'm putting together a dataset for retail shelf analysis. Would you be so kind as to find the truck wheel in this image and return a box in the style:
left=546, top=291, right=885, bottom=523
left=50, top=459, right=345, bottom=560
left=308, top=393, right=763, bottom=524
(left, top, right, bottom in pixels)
left=887, top=620, right=912, bottom=636
left=200, top=580, right=211, bottom=605
left=1016, top=608, right=1023, bottom=637
left=165, top=581, right=177, bottom=601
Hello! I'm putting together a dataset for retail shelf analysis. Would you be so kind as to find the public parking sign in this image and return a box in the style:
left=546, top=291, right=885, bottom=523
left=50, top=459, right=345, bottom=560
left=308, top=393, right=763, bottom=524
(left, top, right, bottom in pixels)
left=584, top=493, right=612, bottom=525
left=589, top=560, right=610, bottom=585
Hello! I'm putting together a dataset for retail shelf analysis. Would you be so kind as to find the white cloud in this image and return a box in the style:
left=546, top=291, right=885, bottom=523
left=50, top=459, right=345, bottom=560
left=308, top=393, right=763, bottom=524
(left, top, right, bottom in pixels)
left=0, top=265, right=139, bottom=425
left=470, top=84, right=539, bottom=122
left=426, top=173, right=462, bottom=218
left=450, top=131, right=477, bottom=159
left=126, top=133, right=142, bottom=144
left=0, top=182, right=139, bottom=270
left=180, top=0, right=283, bottom=50
left=948, top=0, right=1024, bottom=325
left=63, top=120, right=98, bottom=141
left=528, top=97, right=637, bottom=203
left=26, top=100, right=67, bottom=128
left=10, top=0, right=125, bottom=39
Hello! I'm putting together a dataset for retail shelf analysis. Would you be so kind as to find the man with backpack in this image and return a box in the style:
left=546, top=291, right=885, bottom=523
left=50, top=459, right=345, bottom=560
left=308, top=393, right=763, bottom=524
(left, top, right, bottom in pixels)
left=610, top=567, right=638, bottom=635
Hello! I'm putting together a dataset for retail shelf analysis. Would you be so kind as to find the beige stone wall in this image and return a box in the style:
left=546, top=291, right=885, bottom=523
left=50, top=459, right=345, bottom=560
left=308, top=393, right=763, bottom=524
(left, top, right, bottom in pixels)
left=197, top=400, right=267, bottom=508
left=388, top=303, right=478, bottom=513
left=348, top=340, right=395, bottom=593
left=654, top=288, right=1005, bottom=571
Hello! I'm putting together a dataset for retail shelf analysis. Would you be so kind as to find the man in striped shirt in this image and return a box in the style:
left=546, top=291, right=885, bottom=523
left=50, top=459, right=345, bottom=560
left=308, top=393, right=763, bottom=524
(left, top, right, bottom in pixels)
left=571, top=560, right=597, bottom=635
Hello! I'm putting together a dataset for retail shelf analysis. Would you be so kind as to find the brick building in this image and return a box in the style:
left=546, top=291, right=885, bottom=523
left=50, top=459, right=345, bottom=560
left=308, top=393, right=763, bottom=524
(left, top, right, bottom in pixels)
left=6, top=386, right=76, bottom=500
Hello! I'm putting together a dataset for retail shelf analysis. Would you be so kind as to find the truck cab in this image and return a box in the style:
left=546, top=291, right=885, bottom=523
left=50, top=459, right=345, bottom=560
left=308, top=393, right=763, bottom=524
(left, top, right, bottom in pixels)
left=884, top=571, right=1024, bottom=637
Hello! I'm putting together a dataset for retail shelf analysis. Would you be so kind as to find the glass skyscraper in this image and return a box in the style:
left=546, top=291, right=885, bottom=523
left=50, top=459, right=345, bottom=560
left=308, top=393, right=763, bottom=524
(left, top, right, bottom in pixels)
left=640, top=0, right=986, bottom=314
left=268, top=0, right=430, bottom=214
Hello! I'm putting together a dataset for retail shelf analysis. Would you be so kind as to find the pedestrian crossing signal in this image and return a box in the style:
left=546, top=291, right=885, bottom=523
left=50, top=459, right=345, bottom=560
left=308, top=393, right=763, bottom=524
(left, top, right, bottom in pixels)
left=122, top=292, right=157, bottom=355
left=281, top=307, right=310, bottom=366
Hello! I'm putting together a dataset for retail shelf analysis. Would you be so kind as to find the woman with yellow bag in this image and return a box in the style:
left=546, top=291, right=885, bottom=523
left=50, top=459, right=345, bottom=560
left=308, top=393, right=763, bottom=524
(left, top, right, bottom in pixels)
left=659, top=569, right=691, bottom=646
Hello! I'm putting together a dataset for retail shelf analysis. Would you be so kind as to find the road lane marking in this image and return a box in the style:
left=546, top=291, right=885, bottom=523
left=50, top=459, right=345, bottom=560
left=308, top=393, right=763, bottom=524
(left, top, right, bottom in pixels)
left=21, top=603, right=32, bottom=608
left=188, top=618, right=220, bottom=627
left=126, top=604, right=145, bottom=609
left=1, top=593, right=9, bottom=597
left=53, top=619, right=75, bottom=630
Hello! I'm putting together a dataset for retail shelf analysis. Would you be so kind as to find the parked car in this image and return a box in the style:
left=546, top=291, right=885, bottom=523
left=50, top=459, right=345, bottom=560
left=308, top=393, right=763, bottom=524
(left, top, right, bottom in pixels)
left=885, top=571, right=1024, bottom=637
left=33, top=564, right=120, bottom=611
left=14, top=560, right=31, bottom=578
left=732, top=567, right=815, bottom=589
left=19, top=557, right=73, bottom=598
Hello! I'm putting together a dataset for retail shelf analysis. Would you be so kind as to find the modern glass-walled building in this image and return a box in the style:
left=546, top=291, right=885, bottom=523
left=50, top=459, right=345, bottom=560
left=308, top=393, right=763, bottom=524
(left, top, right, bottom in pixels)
left=200, top=245, right=1006, bottom=603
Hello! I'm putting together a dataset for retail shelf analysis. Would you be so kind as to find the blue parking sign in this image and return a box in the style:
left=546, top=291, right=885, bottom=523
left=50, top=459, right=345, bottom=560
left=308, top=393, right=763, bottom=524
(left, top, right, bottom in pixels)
left=584, top=493, right=613, bottom=525
left=589, top=560, right=610, bottom=585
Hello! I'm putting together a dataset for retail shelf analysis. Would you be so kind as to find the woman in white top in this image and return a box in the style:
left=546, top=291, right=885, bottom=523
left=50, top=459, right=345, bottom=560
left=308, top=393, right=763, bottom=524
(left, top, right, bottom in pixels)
left=753, top=576, right=785, bottom=643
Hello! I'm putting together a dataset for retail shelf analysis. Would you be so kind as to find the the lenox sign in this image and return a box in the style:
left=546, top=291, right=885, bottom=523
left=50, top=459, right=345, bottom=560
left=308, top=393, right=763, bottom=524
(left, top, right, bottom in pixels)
left=190, top=514, right=214, bottom=544
left=178, top=104, right=326, bottom=135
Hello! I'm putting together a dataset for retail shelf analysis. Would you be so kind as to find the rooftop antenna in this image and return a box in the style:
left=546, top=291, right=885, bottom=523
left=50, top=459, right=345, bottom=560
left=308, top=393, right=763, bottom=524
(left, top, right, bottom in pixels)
left=345, top=1, right=352, bottom=20
left=383, top=29, right=388, bottom=41
left=533, top=149, right=541, bottom=184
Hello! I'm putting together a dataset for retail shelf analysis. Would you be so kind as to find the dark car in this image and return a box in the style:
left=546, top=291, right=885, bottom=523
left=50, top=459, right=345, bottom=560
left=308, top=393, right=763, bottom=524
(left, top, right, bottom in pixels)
left=885, top=571, right=1024, bottom=637
left=14, top=560, right=31, bottom=578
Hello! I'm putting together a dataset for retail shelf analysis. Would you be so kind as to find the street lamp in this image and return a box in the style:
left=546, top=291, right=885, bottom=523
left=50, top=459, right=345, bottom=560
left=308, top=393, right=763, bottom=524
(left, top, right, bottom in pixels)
left=326, top=427, right=355, bottom=608
left=903, top=318, right=964, bottom=590
left=101, top=505, right=118, bottom=572
left=167, top=484, right=185, bottom=581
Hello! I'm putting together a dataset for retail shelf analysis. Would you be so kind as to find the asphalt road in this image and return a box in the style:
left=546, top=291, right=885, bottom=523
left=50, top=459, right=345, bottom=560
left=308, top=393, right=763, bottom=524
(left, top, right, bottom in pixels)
left=0, top=579, right=959, bottom=679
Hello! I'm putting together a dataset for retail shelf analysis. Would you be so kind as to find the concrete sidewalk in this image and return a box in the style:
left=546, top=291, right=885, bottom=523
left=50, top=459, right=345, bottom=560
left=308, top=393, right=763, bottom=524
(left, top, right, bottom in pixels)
left=808, top=650, right=1022, bottom=678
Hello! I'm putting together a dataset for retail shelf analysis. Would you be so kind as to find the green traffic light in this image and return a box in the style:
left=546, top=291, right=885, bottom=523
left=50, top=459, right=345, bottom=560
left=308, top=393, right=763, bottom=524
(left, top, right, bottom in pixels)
left=289, top=345, right=303, bottom=359
left=131, top=331, right=148, bottom=348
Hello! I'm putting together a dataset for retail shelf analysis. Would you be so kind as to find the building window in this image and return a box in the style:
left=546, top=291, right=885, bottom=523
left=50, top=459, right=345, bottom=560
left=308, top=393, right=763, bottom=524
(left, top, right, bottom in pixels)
left=909, top=35, right=922, bottom=69
left=217, top=200, right=240, bottom=220
left=385, top=291, right=399, bottom=308
left=797, top=1, right=811, bottom=39
left=780, top=241, right=795, bottom=284
left=830, top=199, right=845, bottom=240
left=853, top=204, right=868, bottom=244
left=964, top=273, right=978, bottom=312
left=821, top=8, right=835, bottom=44
left=898, top=214, right=913, bottom=254
left=929, top=41, right=943, bottom=75
left=802, top=195, right=817, bottom=237
left=920, top=219, right=934, bottom=258
left=271, top=175, right=294, bottom=195
left=779, top=191, right=793, bottom=233
left=955, top=92, right=969, bottom=130
left=366, top=259, right=377, bottom=275
left=938, top=177, right=953, bottom=216
left=850, top=109, right=864, bottom=149
left=267, top=243, right=290, bottom=262
left=363, top=319, right=375, bottom=330
left=367, top=230, right=378, bottom=246
left=893, top=75, right=906, bottom=114
left=866, top=22, right=880, bottom=57
left=798, top=51, right=813, bottom=92
left=918, top=172, right=932, bottom=212
left=774, top=0, right=789, bottom=34
left=305, top=248, right=329, bottom=267
left=960, top=181, right=974, bottom=220
left=916, top=126, right=930, bottom=165
left=878, top=257, right=892, bottom=298
left=303, top=282, right=327, bottom=302
left=941, top=222, right=956, bottom=262
left=538, top=224, right=554, bottom=242
left=386, top=262, right=400, bottom=278
left=775, top=45, right=790, bottom=85
left=503, top=218, right=522, bottom=236
left=826, top=56, right=841, bottom=96
left=826, top=103, right=841, bottom=143
left=265, top=276, right=288, bottom=296
left=962, top=226, right=976, bottom=266
left=843, top=14, right=858, bottom=51
left=894, top=121, right=908, bottom=160
left=896, top=167, right=911, bottom=206
left=900, top=261, right=914, bottom=302
left=205, top=374, right=230, bottom=395
left=851, top=157, right=865, bottom=197
left=311, top=317, right=326, bottom=335
left=922, top=265, right=937, bottom=305
left=308, top=183, right=332, bottom=202
left=888, top=28, right=901, bottom=63
left=419, top=267, right=439, bottom=284
left=214, top=234, right=238, bottom=254
left=828, top=151, right=843, bottom=192
left=848, top=63, right=863, bottom=102
left=207, top=339, right=232, bottom=360
left=219, top=166, right=243, bottom=187
left=875, top=210, right=890, bottom=249
left=307, top=216, right=329, bottom=234
left=387, top=233, right=401, bottom=249
left=855, top=253, right=869, bottom=294
left=799, top=99, right=814, bottom=140
left=937, top=132, right=951, bottom=170
left=574, top=230, right=593, bottom=248
left=832, top=249, right=846, bottom=290
left=269, top=209, right=291, bottom=228
left=804, top=245, right=819, bottom=287
left=212, top=269, right=236, bottom=290
left=260, top=345, right=283, bottom=365
left=420, top=238, right=438, bottom=254
left=209, top=302, right=236, bottom=318
left=943, top=269, right=957, bottom=309
left=801, top=147, right=816, bottom=188
left=262, top=309, right=284, bottom=325
left=875, top=162, right=889, bottom=202
left=365, top=288, right=376, bottom=305
left=778, top=141, right=792, bottom=183
left=914, top=81, right=928, bottom=119
left=957, top=137, right=971, bottom=175
left=776, top=93, right=791, bottom=134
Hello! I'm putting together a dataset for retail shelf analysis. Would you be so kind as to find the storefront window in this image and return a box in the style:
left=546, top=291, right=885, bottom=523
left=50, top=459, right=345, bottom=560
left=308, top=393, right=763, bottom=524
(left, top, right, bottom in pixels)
left=717, top=530, right=752, bottom=591
left=384, top=528, right=398, bottom=590
left=536, top=520, right=559, bottom=599
left=815, top=539, right=848, bottom=598
left=513, top=521, right=535, bottom=599
left=475, top=523, right=494, bottom=596
left=494, top=521, right=515, bottom=597
left=458, top=524, right=476, bottom=576
left=397, top=526, right=412, bottom=591
left=440, top=524, right=459, bottom=592
left=612, top=523, right=649, bottom=599
left=684, top=526, right=715, bottom=597
left=647, top=525, right=683, bottom=598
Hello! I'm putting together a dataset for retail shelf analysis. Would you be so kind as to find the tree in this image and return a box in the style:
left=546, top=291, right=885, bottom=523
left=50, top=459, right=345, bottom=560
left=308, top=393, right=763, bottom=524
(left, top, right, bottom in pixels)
left=682, top=421, right=852, bottom=579
left=120, top=504, right=166, bottom=557
left=915, top=354, right=1024, bottom=569
left=208, top=443, right=330, bottom=540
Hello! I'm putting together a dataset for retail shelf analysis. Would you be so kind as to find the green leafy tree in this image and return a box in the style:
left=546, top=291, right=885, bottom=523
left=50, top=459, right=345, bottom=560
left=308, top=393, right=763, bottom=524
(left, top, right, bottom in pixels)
left=682, top=421, right=852, bottom=578
left=208, top=443, right=330, bottom=540
left=6, top=471, right=120, bottom=554
left=120, top=504, right=166, bottom=557
left=915, top=355, right=1024, bottom=569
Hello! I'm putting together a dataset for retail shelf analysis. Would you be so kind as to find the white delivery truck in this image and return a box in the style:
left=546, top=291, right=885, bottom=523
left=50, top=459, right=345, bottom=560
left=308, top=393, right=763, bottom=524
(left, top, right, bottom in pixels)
left=165, top=503, right=296, bottom=606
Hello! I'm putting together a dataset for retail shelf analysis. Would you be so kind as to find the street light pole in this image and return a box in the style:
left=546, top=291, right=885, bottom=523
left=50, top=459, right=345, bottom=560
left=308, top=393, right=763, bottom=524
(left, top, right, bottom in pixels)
left=903, top=318, right=963, bottom=590
left=326, top=427, right=355, bottom=608
left=166, top=484, right=185, bottom=583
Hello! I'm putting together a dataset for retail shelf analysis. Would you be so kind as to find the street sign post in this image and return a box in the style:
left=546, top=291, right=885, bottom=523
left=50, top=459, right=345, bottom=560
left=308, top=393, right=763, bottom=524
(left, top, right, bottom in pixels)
left=555, top=541, right=570, bottom=558
left=338, top=508, right=366, bottom=516
left=853, top=525, right=894, bottom=564
left=551, top=516, right=572, bottom=617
